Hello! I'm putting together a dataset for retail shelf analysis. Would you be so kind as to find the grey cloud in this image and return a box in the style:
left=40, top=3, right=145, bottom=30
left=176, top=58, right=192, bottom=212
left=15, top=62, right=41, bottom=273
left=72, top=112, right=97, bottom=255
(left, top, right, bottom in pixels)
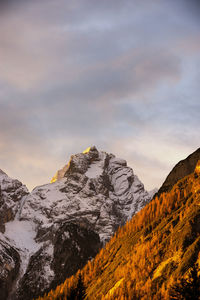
left=0, top=0, right=16, bottom=9
left=0, top=0, right=199, bottom=190
left=0, top=0, right=192, bottom=89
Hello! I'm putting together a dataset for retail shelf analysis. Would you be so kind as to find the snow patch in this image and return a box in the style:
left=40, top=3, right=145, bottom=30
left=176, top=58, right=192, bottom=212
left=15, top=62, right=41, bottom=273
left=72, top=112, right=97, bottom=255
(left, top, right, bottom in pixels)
left=4, top=219, right=41, bottom=295
left=5, top=220, right=39, bottom=254
left=86, top=161, right=103, bottom=178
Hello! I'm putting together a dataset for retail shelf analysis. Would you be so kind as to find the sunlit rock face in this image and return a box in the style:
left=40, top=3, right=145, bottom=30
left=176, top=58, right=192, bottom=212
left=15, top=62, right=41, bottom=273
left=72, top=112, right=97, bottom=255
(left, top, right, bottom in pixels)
left=0, top=147, right=152, bottom=300
left=50, top=147, right=95, bottom=183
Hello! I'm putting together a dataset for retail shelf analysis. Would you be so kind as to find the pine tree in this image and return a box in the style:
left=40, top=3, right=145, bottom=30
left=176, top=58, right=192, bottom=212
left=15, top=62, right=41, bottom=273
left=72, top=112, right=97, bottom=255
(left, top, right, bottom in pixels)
left=68, top=274, right=86, bottom=300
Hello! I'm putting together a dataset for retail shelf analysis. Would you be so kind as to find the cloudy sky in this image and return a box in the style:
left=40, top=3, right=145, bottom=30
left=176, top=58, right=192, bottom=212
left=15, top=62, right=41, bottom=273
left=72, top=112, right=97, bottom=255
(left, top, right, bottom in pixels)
left=0, top=0, right=200, bottom=191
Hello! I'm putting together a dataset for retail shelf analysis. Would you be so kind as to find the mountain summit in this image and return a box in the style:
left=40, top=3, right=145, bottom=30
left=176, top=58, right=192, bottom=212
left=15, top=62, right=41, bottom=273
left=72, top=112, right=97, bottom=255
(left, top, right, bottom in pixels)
left=21, top=146, right=151, bottom=242
left=51, top=146, right=101, bottom=183
left=0, top=147, right=152, bottom=300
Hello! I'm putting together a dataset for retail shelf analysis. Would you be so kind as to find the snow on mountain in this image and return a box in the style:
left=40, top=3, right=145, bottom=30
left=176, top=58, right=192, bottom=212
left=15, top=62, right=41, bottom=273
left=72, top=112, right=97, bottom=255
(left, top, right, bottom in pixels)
left=20, top=146, right=151, bottom=242
left=0, top=146, right=153, bottom=300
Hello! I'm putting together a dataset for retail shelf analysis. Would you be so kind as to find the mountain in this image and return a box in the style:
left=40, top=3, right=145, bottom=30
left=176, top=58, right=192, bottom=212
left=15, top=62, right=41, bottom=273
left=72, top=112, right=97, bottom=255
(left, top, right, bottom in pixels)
left=0, top=146, right=152, bottom=300
left=20, top=146, right=151, bottom=243
left=40, top=151, right=200, bottom=299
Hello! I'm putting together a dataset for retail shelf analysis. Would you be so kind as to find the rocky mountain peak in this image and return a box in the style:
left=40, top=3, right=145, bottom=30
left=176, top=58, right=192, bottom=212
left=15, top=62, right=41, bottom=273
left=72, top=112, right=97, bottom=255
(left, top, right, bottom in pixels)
left=157, top=147, right=200, bottom=196
left=64, top=145, right=100, bottom=177
left=22, top=147, right=151, bottom=243
left=0, top=147, right=152, bottom=300
left=51, top=146, right=101, bottom=182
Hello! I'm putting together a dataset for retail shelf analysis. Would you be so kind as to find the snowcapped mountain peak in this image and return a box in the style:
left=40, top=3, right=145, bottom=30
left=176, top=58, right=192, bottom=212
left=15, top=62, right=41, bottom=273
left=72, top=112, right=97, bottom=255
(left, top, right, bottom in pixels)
left=50, top=146, right=99, bottom=183
left=0, top=148, right=153, bottom=299
left=22, top=147, right=151, bottom=243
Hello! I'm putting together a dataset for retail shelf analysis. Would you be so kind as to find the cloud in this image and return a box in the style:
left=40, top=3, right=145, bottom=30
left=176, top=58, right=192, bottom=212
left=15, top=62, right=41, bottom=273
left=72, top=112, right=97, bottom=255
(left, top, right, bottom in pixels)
left=109, top=127, right=198, bottom=190
left=0, top=0, right=199, bottom=190
left=0, top=0, right=189, bottom=91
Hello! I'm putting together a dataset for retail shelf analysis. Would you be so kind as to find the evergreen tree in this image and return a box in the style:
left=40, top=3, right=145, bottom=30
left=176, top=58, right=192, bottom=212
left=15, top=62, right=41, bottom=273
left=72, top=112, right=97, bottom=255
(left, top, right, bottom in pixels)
left=68, top=274, right=86, bottom=300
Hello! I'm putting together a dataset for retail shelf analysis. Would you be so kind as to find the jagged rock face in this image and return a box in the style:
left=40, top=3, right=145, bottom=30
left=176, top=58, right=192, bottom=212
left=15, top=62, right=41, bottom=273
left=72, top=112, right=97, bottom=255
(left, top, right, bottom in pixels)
left=52, top=223, right=100, bottom=281
left=16, top=223, right=100, bottom=300
left=158, top=148, right=200, bottom=195
left=20, top=146, right=151, bottom=242
left=0, top=238, right=20, bottom=300
left=0, top=169, right=29, bottom=233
